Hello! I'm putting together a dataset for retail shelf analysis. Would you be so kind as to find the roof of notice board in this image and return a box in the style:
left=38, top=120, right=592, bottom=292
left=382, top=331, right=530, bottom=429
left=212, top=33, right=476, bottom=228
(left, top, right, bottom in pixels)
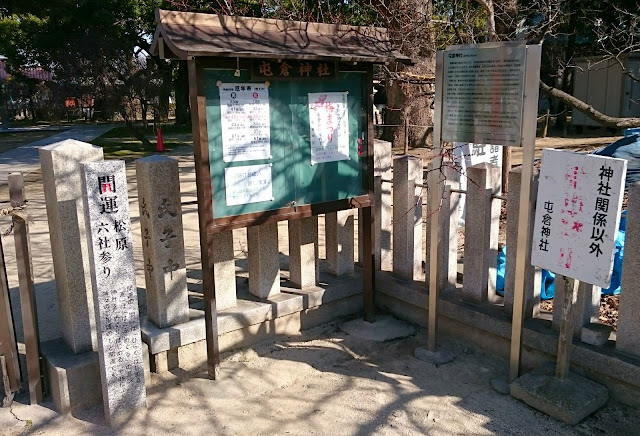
left=150, top=9, right=412, bottom=64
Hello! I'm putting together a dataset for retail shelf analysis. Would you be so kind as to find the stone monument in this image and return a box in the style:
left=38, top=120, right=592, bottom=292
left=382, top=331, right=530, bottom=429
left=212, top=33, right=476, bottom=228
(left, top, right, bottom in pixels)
left=81, top=160, right=146, bottom=426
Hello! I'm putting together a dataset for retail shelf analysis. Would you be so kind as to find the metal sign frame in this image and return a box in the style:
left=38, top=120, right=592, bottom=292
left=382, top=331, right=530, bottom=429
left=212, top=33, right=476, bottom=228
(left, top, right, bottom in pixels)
left=428, top=42, right=541, bottom=383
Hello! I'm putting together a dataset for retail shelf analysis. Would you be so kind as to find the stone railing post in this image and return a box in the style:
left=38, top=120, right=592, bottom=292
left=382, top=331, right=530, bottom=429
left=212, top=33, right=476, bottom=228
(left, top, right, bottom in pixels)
left=462, top=163, right=500, bottom=304
left=392, top=156, right=423, bottom=281
left=504, top=167, right=542, bottom=318
left=212, top=230, right=237, bottom=310
left=288, top=217, right=319, bottom=288
left=326, top=210, right=355, bottom=276
left=248, top=222, right=281, bottom=298
left=617, top=182, right=640, bottom=357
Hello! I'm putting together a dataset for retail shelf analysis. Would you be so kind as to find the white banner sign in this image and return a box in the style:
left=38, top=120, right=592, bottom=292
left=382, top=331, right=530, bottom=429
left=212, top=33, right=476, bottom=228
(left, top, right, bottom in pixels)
left=224, top=164, right=274, bottom=206
left=219, top=83, right=271, bottom=163
left=531, top=149, right=627, bottom=288
left=453, top=143, right=502, bottom=225
left=308, top=92, right=350, bottom=165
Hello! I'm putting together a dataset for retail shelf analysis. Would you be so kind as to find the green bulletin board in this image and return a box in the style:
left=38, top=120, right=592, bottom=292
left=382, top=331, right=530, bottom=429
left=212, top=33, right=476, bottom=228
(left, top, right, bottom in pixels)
left=204, top=68, right=366, bottom=219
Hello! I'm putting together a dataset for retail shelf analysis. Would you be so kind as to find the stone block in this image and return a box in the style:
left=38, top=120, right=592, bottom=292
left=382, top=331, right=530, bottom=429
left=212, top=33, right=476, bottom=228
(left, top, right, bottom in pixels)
left=393, top=156, right=423, bottom=281
left=212, top=230, right=237, bottom=310
left=462, top=163, right=501, bottom=304
left=377, top=175, right=393, bottom=271
left=8, top=172, right=25, bottom=207
left=248, top=221, right=281, bottom=298
left=39, top=139, right=103, bottom=354
left=288, top=217, right=319, bottom=288
left=581, top=323, right=613, bottom=346
left=618, top=182, right=640, bottom=357
left=136, top=156, right=190, bottom=328
left=504, top=167, right=541, bottom=318
left=41, top=339, right=150, bottom=415
left=325, top=210, right=355, bottom=276
left=81, top=160, right=146, bottom=426
left=510, top=365, right=608, bottom=425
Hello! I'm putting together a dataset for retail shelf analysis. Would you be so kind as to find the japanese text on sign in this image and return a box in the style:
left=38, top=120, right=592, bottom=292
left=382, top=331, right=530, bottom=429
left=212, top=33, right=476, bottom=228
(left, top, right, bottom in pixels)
left=453, top=142, right=502, bottom=225
left=219, top=83, right=271, bottom=163
left=224, top=163, right=274, bottom=206
left=308, top=92, right=350, bottom=165
left=531, top=149, right=627, bottom=288
left=442, top=43, right=526, bottom=146
left=253, top=60, right=336, bottom=80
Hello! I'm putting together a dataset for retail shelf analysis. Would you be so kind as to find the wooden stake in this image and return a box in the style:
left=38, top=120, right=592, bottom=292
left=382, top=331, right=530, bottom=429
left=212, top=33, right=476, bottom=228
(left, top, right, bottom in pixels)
left=556, top=276, right=578, bottom=380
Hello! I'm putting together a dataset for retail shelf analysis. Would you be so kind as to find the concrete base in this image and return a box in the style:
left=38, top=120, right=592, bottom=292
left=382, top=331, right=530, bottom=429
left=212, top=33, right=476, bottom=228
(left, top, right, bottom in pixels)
left=581, top=323, right=613, bottom=346
left=141, top=273, right=364, bottom=372
left=510, top=365, right=609, bottom=424
left=41, top=339, right=150, bottom=415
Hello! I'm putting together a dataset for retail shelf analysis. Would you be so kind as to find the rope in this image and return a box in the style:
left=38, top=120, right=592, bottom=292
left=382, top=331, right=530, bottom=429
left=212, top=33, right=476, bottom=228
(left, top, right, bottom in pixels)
left=1, top=204, right=26, bottom=236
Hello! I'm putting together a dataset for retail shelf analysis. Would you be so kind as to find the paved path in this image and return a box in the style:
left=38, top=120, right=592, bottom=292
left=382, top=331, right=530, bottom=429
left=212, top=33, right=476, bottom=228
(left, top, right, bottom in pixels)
left=0, top=124, right=114, bottom=184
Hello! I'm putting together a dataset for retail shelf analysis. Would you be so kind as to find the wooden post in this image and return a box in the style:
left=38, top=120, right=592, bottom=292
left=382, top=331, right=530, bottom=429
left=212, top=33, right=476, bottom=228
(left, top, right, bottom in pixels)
left=509, top=44, right=542, bottom=382
left=556, top=276, right=578, bottom=380
left=542, top=109, right=551, bottom=138
left=364, top=64, right=376, bottom=322
left=13, top=212, right=43, bottom=404
left=8, top=173, right=26, bottom=207
left=188, top=58, right=220, bottom=379
left=0, top=234, right=21, bottom=395
left=428, top=50, right=445, bottom=351
left=403, top=115, right=409, bottom=155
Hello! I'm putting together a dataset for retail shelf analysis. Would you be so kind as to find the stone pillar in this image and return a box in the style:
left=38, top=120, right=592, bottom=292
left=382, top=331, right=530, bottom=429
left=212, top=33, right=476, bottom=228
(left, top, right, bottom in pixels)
left=393, top=156, right=423, bottom=281
left=81, top=160, right=146, bottom=426
left=438, top=166, right=461, bottom=290
left=462, top=163, right=501, bottom=305
left=248, top=222, right=280, bottom=298
left=617, top=182, right=640, bottom=357
left=136, top=156, right=190, bottom=328
left=288, top=217, right=319, bottom=288
left=425, top=159, right=459, bottom=289
left=212, top=230, right=237, bottom=311
left=552, top=278, right=601, bottom=338
left=376, top=140, right=393, bottom=271
left=8, top=172, right=26, bottom=207
left=504, top=167, right=542, bottom=318
left=325, top=210, right=355, bottom=276
left=39, top=139, right=103, bottom=354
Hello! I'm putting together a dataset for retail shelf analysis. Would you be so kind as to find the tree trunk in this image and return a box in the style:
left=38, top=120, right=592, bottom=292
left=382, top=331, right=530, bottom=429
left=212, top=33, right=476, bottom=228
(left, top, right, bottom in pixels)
left=174, top=61, right=190, bottom=125
left=124, top=118, right=153, bottom=148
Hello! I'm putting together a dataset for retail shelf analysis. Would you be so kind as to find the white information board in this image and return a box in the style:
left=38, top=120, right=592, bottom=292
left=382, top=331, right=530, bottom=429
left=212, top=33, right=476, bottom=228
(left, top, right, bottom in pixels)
left=219, top=83, right=271, bottom=163
left=452, top=143, right=502, bottom=225
left=531, top=149, right=627, bottom=288
left=442, top=43, right=526, bottom=146
left=224, top=164, right=274, bottom=206
left=308, top=92, right=350, bottom=165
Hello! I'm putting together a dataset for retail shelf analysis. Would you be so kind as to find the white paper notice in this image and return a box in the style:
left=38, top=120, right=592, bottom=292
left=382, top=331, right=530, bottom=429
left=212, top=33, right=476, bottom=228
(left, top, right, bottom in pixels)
left=219, top=83, right=271, bottom=163
left=531, top=149, right=627, bottom=288
left=224, top=164, right=274, bottom=206
left=452, top=143, right=502, bottom=225
left=308, top=92, right=350, bottom=165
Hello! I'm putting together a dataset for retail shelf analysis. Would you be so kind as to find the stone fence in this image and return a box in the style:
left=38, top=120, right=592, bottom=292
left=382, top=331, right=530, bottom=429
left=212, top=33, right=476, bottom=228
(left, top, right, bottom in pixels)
left=11, top=138, right=640, bottom=413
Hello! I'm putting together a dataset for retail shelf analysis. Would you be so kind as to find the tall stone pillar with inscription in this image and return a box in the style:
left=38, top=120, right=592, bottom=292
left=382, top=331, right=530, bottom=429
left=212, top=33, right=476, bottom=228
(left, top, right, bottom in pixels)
left=136, top=156, right=190, bottom=328
left=81, top=160, right=146, bottom=426
left=39, top=139, right=103, bottom=354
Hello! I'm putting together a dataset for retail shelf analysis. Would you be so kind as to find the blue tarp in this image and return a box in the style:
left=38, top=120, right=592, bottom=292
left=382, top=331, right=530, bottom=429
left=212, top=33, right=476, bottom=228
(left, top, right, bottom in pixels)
left=594, top=133, right=640, bottom=188
left=496, top=215, right=625, bottom=299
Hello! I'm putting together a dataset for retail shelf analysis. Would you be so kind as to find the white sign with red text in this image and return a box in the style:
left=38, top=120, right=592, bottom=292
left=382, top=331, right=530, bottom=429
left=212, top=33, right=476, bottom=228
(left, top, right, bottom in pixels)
left=308, top=92, right=350, bottom=165
left=531, top=149, right=626, bottom=288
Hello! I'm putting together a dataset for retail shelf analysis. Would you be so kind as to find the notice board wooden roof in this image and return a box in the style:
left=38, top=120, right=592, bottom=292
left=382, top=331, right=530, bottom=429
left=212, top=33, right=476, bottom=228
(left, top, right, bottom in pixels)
left=150, top=9, right=411, bottom=64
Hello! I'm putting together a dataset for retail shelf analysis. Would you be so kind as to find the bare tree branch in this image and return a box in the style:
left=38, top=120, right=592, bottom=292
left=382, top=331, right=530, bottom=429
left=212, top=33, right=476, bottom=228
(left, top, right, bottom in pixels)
left=540, top=80, right=640, bottom=128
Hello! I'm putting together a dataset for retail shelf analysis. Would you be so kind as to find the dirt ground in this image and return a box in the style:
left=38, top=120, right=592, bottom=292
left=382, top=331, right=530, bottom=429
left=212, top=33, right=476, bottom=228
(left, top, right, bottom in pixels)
left=2, top=321, right=640, bottom=436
